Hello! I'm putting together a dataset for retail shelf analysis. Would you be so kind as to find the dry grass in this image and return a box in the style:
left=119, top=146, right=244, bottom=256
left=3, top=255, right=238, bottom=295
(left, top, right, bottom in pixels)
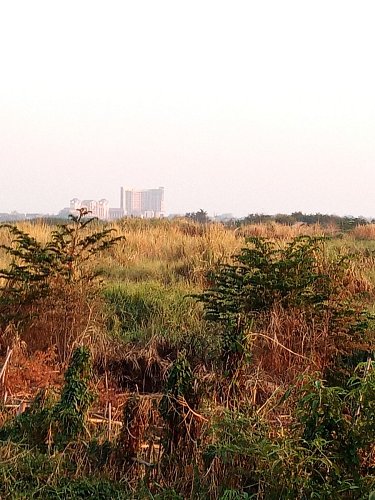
left=236, top=221, right=337, bottom=239
left=1, top=217, right=374, bottom=393
left=103, top=220, right=241, bottom=285
left=0, top=218, right=372, bottom=287
left=5, top=347, right=62, bottom=399
left=352, top=223, right=375, bottom=240
left=251, top=306, right=330, bottom=382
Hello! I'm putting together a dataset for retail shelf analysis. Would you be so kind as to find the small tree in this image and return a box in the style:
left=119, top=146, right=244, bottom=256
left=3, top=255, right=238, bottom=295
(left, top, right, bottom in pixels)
left=185, top=209, right=210, bottom=224
left=0, top=209, right=123, bottom=358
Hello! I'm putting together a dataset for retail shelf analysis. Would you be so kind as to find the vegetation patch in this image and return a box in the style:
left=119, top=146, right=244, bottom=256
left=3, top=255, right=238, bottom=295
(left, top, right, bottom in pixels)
left=0, top=220, right=374, bottom=498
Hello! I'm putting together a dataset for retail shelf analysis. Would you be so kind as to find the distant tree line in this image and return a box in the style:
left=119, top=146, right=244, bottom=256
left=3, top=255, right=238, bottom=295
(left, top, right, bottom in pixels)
left=240, top=212, right=370, bottom=230
left=184, top=210, right=372, bottom=231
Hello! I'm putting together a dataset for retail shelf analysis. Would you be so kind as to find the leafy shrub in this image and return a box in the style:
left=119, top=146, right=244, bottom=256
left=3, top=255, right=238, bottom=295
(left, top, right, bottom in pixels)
left=196, top=236, right=373, bottom=373
left=0, top=209, right=123, bottom=358
left=52, top=346, right=95, bottom=447
left=0, top=388, right=57, bottom=448
left=0, top=449, right=129, bottom=500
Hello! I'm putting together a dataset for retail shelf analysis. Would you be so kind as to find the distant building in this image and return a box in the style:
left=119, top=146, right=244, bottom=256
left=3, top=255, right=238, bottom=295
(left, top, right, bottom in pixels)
left=213, top=213, right=235, bottom=222
left=109, top=207, right=125, bottom=220
left=97, top=199, right=110, bottom=220
left=70, top=198, right=81, bottom=211
left=68, top=198, right=109, bottom=220
left=61, top=186, right=165, bottom=221
left=0, top=212, right=25, bottom=222
left=121, top=186, right=164, bottom=218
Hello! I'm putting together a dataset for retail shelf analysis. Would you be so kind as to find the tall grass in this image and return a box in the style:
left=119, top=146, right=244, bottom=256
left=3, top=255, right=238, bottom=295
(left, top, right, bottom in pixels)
left=1, top=218, right=374, bottom=287
left=352, top=223, right=375, bottom=240
left=1, top=218, right=375, bottom=498
left=103, top=281, right=205, bottom=345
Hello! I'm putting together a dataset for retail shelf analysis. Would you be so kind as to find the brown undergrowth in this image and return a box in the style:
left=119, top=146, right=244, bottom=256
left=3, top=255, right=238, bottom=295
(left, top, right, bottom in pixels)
left=0, top=221, right=374, bottom=497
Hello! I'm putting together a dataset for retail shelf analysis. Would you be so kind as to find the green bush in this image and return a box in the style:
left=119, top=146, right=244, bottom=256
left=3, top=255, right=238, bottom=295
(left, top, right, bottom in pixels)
left=52, top=346, right=95, bottom=447
left=196, top=236, right=373, bottom=373
left=159, top=352, right=199, bottom=452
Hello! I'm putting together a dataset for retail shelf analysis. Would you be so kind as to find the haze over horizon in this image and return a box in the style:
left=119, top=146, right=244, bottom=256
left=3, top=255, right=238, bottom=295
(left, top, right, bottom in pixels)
left=1, top=1, right=375, bottom=218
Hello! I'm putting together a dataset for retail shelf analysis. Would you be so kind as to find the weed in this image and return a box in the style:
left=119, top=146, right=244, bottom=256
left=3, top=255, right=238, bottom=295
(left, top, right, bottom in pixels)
left=52, top=346, right=95, bottom=447
left=1, top=347, right=95, bottom=450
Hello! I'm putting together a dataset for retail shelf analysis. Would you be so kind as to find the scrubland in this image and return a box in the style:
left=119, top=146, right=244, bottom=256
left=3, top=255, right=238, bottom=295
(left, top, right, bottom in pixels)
left=0, top=216, right=374, bottom=499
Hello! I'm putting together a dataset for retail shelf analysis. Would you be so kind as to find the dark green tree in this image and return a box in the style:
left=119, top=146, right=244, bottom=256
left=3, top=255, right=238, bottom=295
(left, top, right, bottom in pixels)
left=185, top=209, right=210, bottom=224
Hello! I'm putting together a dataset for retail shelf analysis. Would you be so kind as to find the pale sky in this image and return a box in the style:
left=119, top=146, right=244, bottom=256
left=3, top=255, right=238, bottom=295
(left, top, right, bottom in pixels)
left=1, top=0, right=375, bottom=217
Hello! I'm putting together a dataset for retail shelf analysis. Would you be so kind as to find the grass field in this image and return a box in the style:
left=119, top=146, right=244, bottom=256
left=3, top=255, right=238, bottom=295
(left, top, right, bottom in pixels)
left=0, top=217, right=374, bottom=498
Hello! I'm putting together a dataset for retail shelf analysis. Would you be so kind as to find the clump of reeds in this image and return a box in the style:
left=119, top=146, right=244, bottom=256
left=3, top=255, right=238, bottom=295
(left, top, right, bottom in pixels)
left=352, top=223, right=375, bottom=240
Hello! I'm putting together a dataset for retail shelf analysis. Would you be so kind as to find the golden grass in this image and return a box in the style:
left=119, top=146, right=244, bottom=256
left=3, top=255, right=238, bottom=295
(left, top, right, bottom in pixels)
left=109, top=220, right=239, bottom=262
left=0, top=222, right=53, bottom=286
left=352, top=223, right=375, bottom=240
left=1, top=217, right=375, bottom=290
left=236, top=221, right=337, bottom=239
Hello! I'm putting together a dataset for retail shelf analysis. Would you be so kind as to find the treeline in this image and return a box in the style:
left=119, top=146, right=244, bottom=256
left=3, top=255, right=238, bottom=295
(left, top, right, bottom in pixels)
left=184, top=209, right=371, bottom=230
left=240, top=211, right=370, bottom=230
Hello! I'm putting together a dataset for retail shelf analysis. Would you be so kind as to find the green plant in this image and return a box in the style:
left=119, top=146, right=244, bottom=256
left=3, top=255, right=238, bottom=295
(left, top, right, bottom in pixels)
left=47, top=209, right=123, bottom=284
left=196, top=236, right=373, bottom=374
left=0, top=347, right=95, bottom=451
left=0, top=209, right=123, bottom=358
left=0, top=441, right=130, bottom=499
left=52, top=346, right=95, bottom=447
left=159, top=352, right=198, bottom=453
left=0, top=388, right=57, bottom=449
left=0, top=209, right=122, bottom=297
left=220, top=490, right=252, bottom=500
left=204, top=364, right=375, bottom=499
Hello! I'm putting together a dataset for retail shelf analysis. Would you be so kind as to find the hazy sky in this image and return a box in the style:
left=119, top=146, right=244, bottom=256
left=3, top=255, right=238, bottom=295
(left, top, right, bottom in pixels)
left=1, top=1, right=375, bottom=217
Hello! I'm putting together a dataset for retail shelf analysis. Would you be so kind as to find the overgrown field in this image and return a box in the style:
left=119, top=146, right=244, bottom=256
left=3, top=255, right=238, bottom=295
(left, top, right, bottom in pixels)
left=0, top=215, right=374, bottom=499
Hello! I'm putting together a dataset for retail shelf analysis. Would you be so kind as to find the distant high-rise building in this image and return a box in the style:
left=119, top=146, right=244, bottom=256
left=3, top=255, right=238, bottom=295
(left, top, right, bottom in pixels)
left=63, top=186, right=164, bottom=221
left=121, top=186, right=164, bottom=218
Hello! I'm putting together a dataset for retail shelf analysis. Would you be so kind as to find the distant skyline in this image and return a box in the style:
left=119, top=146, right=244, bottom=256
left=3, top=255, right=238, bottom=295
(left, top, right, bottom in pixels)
left=1, top=1, right=375, bottom=217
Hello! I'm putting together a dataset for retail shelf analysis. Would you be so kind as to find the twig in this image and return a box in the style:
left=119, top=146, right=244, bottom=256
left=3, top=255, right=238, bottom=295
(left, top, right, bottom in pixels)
left=0, top=348, right=13, bottom=384
left=247, top=332, right=312, bottom=361
left=131, top=457, right=155, bottom=468
left=176, top=397, right=209, bottom=422
left=87, top=417, right=122, bottom=426
left=108, top=402, right=112, bottom=440
left=355, top=357, right=373, bottom=419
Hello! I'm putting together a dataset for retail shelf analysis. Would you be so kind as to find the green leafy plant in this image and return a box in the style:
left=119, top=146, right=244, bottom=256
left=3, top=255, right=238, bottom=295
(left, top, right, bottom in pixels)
left=0, top=209, right=123, bottom=358
left=205, top=363, right=375, bottom=498
left=196, top=236, right=373, bottom=373
left=0, top=388, right=57, bottom=448
left=159, top=352, right=198, bottom=452
left=52, top=346, right=95, bottom=447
